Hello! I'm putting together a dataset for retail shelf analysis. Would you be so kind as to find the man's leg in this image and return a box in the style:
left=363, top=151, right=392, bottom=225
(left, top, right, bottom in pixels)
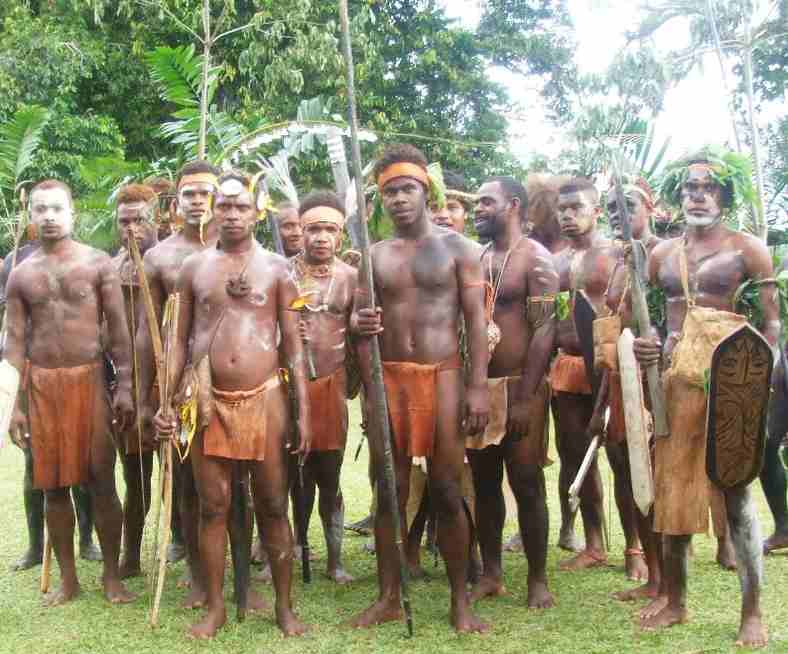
left=504, top=448, right=554, bottom=609
left=42, top=487, right=80, bottom=605
left=430, top=370, right=488, bottom=633
left=252, top=427, right=307, bottom=636
left=291, top=458, right=317, bottom=558
left=311, top=450, right=352, bottom=583
left=12, top=448, right=44, bottom=570
left=552, top=401, right=581, bottom=552
left=554, top=392, right=605, bottom=569
left=88, top=427, right=135, bottom=604
left=119, top=451, right=153, bottom=578
left=605, top=441, right=647, bottom=581
left=726, top=485, right=768, bottom=647
left=188, top=434, right=232, bottom=639
left=168, top=464, right=186, bottom=563
left=761, top=378, right=788, bottom=553
left=467, top=445, right=506, bottom=601
left=72, top=484, right=101, bottom=561
left=179, top=456, right=206, bottom=608
left=640, top=534, right=690, bottom=630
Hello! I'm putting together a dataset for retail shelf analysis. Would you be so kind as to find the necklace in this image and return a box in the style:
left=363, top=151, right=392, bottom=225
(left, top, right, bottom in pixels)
left=225, top=244, right=258, bottom=298
left=294, top=253, right=336, bottom=311
left=483, top=235, right=524, bottom=354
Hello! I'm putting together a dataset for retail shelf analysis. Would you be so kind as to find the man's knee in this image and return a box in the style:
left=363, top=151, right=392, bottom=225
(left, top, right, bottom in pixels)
left=199, top=491, right=231, bottom=522
left=507, top=465, right=544, bottom=503
left=257, top=492, right=289, bottom=521
left=429, top=476, right=463, bottom=516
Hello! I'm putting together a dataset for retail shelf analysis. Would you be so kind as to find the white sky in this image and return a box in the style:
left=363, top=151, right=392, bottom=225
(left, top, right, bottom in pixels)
left=442, top=0, right=753, bottom=166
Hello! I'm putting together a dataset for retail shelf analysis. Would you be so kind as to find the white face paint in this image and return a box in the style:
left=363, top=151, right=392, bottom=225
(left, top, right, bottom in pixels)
left=30, top=187, right=74, bottom=241
left=684, top=213, right=721, bottom=228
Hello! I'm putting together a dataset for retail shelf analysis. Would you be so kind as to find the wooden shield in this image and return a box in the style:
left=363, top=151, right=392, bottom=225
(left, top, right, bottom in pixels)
left=705, top=323, right=773, bottom=489
left=572, top=289, right=599, bottom=397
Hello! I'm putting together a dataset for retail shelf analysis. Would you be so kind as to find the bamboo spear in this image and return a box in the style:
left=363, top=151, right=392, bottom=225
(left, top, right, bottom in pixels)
left=337, top=0, right=412, bottom=636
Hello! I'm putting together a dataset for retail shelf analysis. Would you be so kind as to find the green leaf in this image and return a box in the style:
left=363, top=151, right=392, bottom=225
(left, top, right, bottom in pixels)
left=0, top=105, right=50, bottom=191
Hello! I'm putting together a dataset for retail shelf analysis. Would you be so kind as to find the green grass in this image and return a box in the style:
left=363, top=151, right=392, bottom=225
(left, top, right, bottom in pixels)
left=1, top=401, right=787, bottom=653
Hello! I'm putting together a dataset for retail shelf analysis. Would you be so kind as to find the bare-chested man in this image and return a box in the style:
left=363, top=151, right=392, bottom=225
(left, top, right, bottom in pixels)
left=429, top=171, right=474, bottom=234
left=633, top=151, right=777, bottom=647
left=466, top=176, right=558, bottom=609
left=526, top=174, right=571, bottom=256
left=289, top=190, right=357, bottom=584
left=111, top=184, right=159, bottom=578
left=137, top=160, right=221, bottom=603
left=6, top=179, right=135, bottom=605
left=155, top=171, right=310, bottom=639
left=277, top=202, right=304, bottom=258
left=353, top=144, right=489, bottom=633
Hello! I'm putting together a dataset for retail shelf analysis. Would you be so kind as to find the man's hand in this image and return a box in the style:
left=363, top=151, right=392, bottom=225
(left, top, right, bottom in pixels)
left=153, top=406, right=178, bottom=443
left=633, top=336, right=662, bottom=366
left=112, top=387, right=135, bottom=433
left=353, top=307, right=383, bottom=336
left=586, top=411, right=606, bottom=442
left=9, top=408, right=28, bottom=449
left=464, top=383, right=489, bottom=436
left=506, top=394, right=535, bottom=441
left=292, top=418, right=312, bottom=460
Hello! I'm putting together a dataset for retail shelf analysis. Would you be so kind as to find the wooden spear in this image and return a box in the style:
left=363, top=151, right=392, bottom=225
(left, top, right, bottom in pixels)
left=337, top=0, right=412, bottom=636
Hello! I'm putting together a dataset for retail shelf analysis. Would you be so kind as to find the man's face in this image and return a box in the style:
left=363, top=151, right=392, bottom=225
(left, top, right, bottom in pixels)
left=278, top=208, right=303, bottom=257
left=557, top=190, right=598, bottom=237
left=430, top=198, right=466, bottom=233
left=214, top=191, right=255, bottom=242
left=474, top=181, right=512, bottom=241
left=30, top=188, right=74, bottom=242
left=117, top=201, right=157, bottom=253
left=303, top=221, right=341, bottom=263
left=177, top=182, right=214, bottom=227
left=380, top=176, right=427, bottom=230
left=680, top=165, right=723, bottom=227
left=606, top=192, right=648, bottom=240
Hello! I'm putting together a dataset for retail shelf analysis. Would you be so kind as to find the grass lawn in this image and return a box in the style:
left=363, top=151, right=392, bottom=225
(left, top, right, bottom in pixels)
left=1, top=400, right=787, bottom=653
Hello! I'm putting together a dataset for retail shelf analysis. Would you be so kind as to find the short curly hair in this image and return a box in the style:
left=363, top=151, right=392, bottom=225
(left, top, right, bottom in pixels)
left=299, top=190, right=344, bottom=217
left=372, top=143, right=428, bottom=186
left=117, top=184, right=156, bottom=205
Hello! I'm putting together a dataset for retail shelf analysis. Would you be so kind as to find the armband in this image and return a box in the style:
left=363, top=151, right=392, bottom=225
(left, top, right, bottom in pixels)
left=526, top=295, right=557, bottom=329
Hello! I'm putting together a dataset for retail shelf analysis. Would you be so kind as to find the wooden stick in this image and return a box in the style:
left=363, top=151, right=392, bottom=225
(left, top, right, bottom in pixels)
left=40, top=521, right=51, bottom=594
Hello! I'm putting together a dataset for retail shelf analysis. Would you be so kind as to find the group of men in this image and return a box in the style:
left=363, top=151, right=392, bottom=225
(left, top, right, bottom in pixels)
left=2, top=141, right=783, bottom=648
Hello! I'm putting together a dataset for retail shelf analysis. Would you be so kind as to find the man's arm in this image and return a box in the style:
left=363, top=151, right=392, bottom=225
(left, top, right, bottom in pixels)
left=6, top=271, right=29, bottom=447
left=456, top=238, right=489, bottom=436
left=278, top=260, right=312, bottom=456
left=742, top=235, right=780, bottom=349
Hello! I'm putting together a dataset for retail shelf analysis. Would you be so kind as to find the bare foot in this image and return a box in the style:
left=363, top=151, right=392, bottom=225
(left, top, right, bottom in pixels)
left=344, top=514, right=373, bottom=536
left=451, top=602, right=490, bottom=633
left=327, top=567, right=354, bottom=584
left=11, top=548, right=43, bottom=571
left=254, top=563, right=272, bottom=584
left=717, top=537, right=737, bottom=571
left=182, top=584, right=207, bottom=609
left=639, top=595, right=668, bottom=620
left=187, top=608, right=227, bottom=639
left=247, top=588, right=270, bottom=613
left=559, top=549, right=608, bottom=571
left=763, top=530, right=788, bottom=554
left=118, top=559, right=142, bottom=580
left=177, top=568, right=192, bottom=589
left=612, top=583, right=659, bottom=603
left=624, top=549, right=648, bottom=581
left=103, top=577, right=136, bottom=604
left=470, top=575, right=506, bottom=602
left=503, top=533, right=524, bottom=553
left=736, top=614, right=768, bottom=648
left=558, top=526, right=583, bottom=553
left=527, top=579, right=555, bottom=609
left=43, top=582, right=81, bottom=607
left=639, top=604, right=687, bottom=631
left=350, top=597, right=402, bottom=628
left=80, top=542, right=103, bottom=562
left=276, top=605, right=309, bottom=636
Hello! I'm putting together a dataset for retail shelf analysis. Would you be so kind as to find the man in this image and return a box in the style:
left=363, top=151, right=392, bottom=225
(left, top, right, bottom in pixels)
left=6, top=179, right=135, bottom=605
left=155, top=171, right=310, bottom=639
left=277, top=201, right=304, bottom=257
left=466, top=176, right=558, bottom=608
left=353, top=144, right=489, bottom=633
left=137, top=160, right=221, bottom=604
left=633, top=150, right=776, bottom=647
left=429, top=171, right=475, bottom=234
left=1, top=235, right=101, bottom=570
left=145, top=176, right=177, bottom=240
left=551, top=177, right=618, bottom=568
left=526, top=174, right=571, bottom=255
left=111, top=184, right=159, bottom=578
left=289, top=190, right=357, bottom=584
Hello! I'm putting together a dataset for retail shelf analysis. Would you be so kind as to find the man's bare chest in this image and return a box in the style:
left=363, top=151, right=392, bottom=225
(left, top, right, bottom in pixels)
left=375, top=248, right=455, bottom=297
left=25, top=267, right=99, bottom=308
left=660, top=248, right=746, bottom=302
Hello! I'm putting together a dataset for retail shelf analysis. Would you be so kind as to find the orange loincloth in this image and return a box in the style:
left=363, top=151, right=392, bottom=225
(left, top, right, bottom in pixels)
left=466, top=376, right=552, bottom=466
left=382, top=354, right=462, bottom=458
left=28, top=363, right=109, bottom=490
left=549, top=351, right=592, bottom=395
left=307, top=367, right=348, bottom=452
left=203, top=373, right=283, bottom=461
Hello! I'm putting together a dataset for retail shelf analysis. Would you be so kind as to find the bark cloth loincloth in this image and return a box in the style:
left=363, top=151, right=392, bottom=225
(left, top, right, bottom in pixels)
left=203, top=372, right=283, bottom=461
left=28, top=363, right=109, bottom=490
left=549, top=351, right=592, bottom=395
left=382, top=353, right=462, bottom=458
left=307, top=367, right=348, bottom=452
left=465, top=375, right=552, bottom=466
